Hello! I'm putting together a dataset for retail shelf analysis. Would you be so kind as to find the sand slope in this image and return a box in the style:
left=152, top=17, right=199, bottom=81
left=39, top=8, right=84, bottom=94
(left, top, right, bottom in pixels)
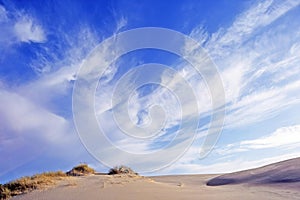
left=207, top=157, right=300, bottom=190
left=11, top=158, right=300, bottom=200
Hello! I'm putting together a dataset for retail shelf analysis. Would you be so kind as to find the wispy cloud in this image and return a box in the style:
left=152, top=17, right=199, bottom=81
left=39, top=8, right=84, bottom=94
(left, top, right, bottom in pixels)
left=0, top=12, right=128, bottom=178
left=206, top=0, right=300, bottom=58
left=0, top=88, right=70, bottom=176
left=216, top=125, right=300, bottom=156
left=186, top=0, right=300, bottom=129
left=158, top=0, right=300, bottom=173
left=92, top=0, right=300, bottom=169
left=0, top=5, right=46, bottom=46
left=160, top=151, right=300, bottom=174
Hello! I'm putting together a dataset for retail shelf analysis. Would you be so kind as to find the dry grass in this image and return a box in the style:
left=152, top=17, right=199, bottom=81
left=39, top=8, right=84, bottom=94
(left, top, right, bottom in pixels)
left=0, top=164, right=96, bottom=199
left=66, top=164, right=95, bottom=176
left=108, top=166, right=138, bottom=175
left=0, top=185, right=11, bottom=200
left=0, top=171, right=66, bottom=200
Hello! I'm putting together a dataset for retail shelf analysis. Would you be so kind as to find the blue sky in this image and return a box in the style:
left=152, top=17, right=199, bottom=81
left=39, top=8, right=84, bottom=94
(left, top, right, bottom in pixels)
left=1, top=0, right=300, bottom=183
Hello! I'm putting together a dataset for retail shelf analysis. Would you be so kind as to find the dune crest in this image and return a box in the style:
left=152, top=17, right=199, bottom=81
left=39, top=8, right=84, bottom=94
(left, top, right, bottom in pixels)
left=207, top=157, right=300, bottom=188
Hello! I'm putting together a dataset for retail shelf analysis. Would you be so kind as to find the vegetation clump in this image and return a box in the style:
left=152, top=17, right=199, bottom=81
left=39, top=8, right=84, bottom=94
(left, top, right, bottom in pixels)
left=108, top=166, right=138, bottom=175
left=0, top=164, right=96, bottom=199
left=0, top=185, right=11, bottom=200
left=0, top=171, right=66, bottom=200
left=66, top=164, right=95, bottom=176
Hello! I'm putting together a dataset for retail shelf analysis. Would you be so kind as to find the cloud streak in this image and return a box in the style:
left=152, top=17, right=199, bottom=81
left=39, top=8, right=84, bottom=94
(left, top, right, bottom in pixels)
left=91, top=0, right=300, bottom=170
left=0, top=5, right=46, bottom=46
left=0, top=6, right=128, bottom=179
left=157, top=0, right=300, bottom=173
left=187, top=0, right=300, bottom=129
left=216, top=125, right=300, bottom=156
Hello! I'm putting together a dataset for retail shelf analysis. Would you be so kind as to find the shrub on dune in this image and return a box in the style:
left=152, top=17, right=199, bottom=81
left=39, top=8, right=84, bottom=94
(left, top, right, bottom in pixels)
left=66, top=164, right=95, bottom=176
left=108, top=166, right=138, bottom=175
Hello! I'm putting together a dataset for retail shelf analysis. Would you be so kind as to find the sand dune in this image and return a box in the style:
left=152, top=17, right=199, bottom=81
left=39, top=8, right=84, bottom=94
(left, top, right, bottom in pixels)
left=10, top=158, right=300, bottom=200
left=207, top=157, right=300, bottom=189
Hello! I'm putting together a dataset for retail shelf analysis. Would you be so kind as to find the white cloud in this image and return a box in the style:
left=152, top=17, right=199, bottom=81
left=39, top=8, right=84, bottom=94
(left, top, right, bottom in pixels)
left=206, top=0, right=300, bottom=58
left=0, top=5, right=46, bottom=46
left=0, top=17, right=125, bottom=178
left=218, top=125, right=300, bottom=154
left=241, top=125, right=300, bottom=149
left=159, top=151, right=300, bottom=174
left=77, top=0, right=300, bottom=173
left=220, top=59, right=248, bottom=102
left=14, top=16, right=46, bottom=43
left=154, top=0, right=300, bottom=174
left=93, top=0, right=300, bottom=164
left=184, top=0, right=300, bottom=130
left=0, top=5, right=7, bottom=22
left=224, top=82, right=300, bottom=128
left=0, top=89, right=68, bottom=141
left=0, top=88, right=70, bottom=176
left=115, top=16, right=127, bottom=32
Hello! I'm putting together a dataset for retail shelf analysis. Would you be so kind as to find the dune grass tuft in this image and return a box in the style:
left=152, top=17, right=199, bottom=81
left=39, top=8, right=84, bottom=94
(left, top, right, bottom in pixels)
left=108, top=166, right=138, bottom=175
left=66, top=164, right=95, bottom=176
left=0, top=164, right=96, bottom=199
left=0, top=185, right=11, bottom=200
left=0, top=171, right=66, bottom=200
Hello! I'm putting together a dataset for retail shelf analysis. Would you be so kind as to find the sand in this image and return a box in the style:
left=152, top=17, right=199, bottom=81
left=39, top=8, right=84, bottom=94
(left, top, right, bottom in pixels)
left=9, top=173, right=299, bottom=200
left=10, top=158, right=300, bottom=200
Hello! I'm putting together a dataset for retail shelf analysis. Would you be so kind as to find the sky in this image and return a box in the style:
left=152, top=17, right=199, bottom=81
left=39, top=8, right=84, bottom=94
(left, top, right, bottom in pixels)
left=1, top=0, right=300, bottom=183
